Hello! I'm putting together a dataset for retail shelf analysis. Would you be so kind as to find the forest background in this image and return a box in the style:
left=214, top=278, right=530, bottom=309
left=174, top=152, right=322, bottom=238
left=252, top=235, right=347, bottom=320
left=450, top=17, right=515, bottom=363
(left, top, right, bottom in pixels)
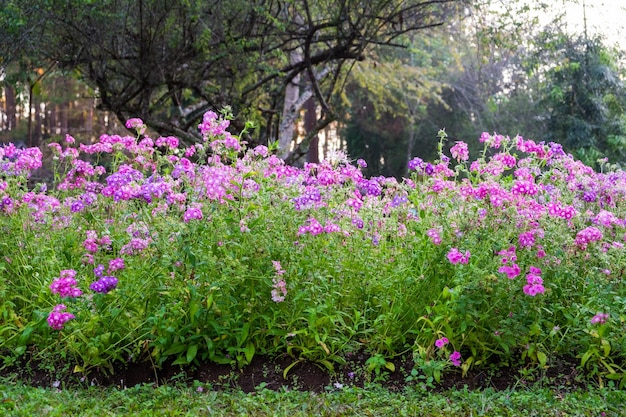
left=1, top=0, right=626, bottom=178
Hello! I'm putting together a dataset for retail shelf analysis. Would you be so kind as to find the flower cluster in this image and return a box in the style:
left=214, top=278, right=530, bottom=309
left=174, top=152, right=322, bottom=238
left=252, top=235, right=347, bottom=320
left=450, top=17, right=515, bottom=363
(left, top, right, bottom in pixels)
left=90, top=276, right=118, bottom=294
left=447, top=248, right=470, bottom=265
left=47, top=304, right=75, bottom=330
left=575, top=226, right=603, bottom=249
left=523, top=266, right=545, bottom=296
left=49, top=270, right=82, bottom=298
left=271, top=260, right=287, bottom=303
left=591, top=313, right=609, bottom=325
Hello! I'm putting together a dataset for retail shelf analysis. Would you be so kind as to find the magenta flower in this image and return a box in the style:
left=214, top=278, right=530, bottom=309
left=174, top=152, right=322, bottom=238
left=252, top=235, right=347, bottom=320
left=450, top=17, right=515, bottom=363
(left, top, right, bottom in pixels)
left=591, top=313, right=609, bottom=325
left=498, top=263, right=521, bottom=279
left=49, top=270, right=82, bottom=298
left=435, top=337, right=449, bottom=349
left=450, top=141, right=469, bottom=162
left=449, top=351, right=462, bottom=367
left=523, top=267, right=545, bottom=296
left=575, top=226, right=603, bottom=249
left=125, top=118, right=146, bottom=135
left=108, top=258, right=125, bottom=273
left=47, top=304, right=75, bottom=330
left=447, top=248, right=470, bottom=265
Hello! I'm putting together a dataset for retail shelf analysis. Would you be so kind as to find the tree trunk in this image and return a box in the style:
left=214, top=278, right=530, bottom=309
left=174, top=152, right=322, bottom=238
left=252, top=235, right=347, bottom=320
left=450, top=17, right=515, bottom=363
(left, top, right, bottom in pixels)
left=278, top=49, right=302, bottom=158
left=305, top=97, right=319, bottom=164
left=5, top=85, right=17, bottom=131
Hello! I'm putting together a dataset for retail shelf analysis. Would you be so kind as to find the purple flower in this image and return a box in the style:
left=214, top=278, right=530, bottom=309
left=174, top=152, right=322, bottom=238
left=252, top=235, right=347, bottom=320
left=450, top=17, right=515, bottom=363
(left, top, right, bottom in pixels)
left=449, top=351, right=462, bottom=367
left=435, top=337, right=449, bottom=349
left=591, top=313, right=609, bottom=325
left=408, top=157, right=424, bottom=171
left=49, top=271, right=82, bottom=298
left=93, top=263, right=104, bottom=275
left=90, top=276, right=118, bottom=294
left=108, top=258, right=125, bottom=273
left=183, top=204, right=204, bottom=222
left=447, top=248, right=470, bottom=265
left=47, top=304, right=75, bottom=330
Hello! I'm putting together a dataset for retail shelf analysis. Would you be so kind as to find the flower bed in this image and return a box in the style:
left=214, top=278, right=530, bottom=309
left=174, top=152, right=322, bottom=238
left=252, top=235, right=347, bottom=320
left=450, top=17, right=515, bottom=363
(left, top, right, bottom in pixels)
left=1, top=113, right=625, bottom=386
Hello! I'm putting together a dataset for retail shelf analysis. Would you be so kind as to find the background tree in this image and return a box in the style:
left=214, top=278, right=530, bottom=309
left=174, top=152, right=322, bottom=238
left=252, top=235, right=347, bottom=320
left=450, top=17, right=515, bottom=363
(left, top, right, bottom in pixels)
left=542, top=35, right=626, bottom=166
left=0, top=0, right=464, bottom=161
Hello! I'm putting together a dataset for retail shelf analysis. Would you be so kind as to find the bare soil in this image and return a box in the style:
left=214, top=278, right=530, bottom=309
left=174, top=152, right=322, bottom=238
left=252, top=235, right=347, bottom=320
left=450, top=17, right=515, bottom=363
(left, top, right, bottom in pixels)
left=2, top=351, right=587, bottom=393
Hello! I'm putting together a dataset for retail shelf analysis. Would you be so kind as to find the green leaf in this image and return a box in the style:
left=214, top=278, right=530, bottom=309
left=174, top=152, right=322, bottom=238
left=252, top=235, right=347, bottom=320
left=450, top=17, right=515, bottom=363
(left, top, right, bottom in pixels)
left=186, top=344, right=198, bottom=363
left=243, top=343, right=255, bottom=364
left=283, top=359, right=302, bottom=379
left=536, top=351, right=547, bottom=367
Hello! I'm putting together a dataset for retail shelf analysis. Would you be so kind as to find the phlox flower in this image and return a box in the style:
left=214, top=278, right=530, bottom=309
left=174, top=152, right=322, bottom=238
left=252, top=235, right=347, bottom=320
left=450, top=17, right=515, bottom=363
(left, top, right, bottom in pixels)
left=449, top=351, right=462, bottom=367
left=125, top=118, right=146, bottom=135
left=272, top=261, right=285, bottom=275
left=450, top=141, right=469, bottom=162
left=591, top=313, right=609, bottom=325
left=427, top=228, right=442, bottom=245
left=271, top=277, right=287, bottom=303
left=408, top=157, right=424, bottom=171
left=90, top=276, right=118, bottom=294
left=183, top=203, right=203, bottom=222
left=575, top=226, right=603, bottom=248
left=523, top=267, right=545, bottom=296
left=498, top=263, right=520, bottom=279
left=49, top=271, right=83, bottom=298
left=47, top=304, right=75, bottom=330
left=435, top=337, right=449, bottom=349
left=447, top=248, right=470, bottom=265
left=518, top=231, right=535, bottom=248
left=297, top=217, right=324, bottom=236
left=108, top=258, right=125, bottom=273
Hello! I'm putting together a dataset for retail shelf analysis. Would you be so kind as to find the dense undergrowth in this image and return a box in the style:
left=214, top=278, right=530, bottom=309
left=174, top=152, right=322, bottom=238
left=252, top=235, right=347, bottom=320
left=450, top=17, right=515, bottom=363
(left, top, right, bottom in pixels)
left=1, top=111, right=626, bottom=389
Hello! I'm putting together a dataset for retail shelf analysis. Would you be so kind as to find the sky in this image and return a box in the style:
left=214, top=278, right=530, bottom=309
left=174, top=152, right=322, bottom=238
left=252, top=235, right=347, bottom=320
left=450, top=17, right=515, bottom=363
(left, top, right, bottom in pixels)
left=559, top=1, right=626, bottom=51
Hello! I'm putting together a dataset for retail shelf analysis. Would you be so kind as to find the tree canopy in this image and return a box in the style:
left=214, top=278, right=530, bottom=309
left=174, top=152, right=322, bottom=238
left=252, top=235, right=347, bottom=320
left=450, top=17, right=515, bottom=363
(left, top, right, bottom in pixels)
left=0, top=0, right=464, bottom=159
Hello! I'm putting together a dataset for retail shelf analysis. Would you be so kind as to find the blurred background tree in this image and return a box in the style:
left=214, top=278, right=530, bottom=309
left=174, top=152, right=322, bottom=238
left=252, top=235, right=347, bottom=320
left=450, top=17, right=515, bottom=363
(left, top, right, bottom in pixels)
left=1, top=0, right=625, bottom=173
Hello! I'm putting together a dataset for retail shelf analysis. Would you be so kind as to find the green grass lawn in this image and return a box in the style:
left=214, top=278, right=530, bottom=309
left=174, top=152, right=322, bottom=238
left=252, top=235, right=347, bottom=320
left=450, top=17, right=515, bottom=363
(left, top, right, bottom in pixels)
left=1, top=380, right=625, bottom=417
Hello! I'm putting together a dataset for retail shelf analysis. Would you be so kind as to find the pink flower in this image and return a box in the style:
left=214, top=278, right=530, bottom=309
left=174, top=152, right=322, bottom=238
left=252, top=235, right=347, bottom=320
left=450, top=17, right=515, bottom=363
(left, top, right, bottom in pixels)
left=427, top=228, right=442, bottom=245
left=591, top=313, right=609, bottom=325
left=498, top=263, right=520, bottom=279
left=523, top=267, right=545, bottom=296
left=271, top=277, right=287, bottom=303
left=447, top=248, right=470, bottom=265
left=450, top=141, right=469, bottom=162
left=449, top=351, right=462, bottom=367
left=49, top=270, right=82, bottom=298
left=47, top=304, right=75, bottom=330
left=435, top=337, right=449, bottom=349
left=272, top=260, right=285, bottom=275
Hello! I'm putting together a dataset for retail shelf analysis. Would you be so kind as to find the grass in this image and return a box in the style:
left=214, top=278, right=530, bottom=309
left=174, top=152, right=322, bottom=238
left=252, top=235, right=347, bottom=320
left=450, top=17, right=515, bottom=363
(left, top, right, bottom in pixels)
left=1, top=378, right=624, bottom=416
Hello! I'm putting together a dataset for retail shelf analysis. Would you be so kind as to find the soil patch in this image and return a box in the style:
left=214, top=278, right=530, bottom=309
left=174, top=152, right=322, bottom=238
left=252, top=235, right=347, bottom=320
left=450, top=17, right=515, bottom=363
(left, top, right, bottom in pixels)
left=1, top=351, right=587, bottom=393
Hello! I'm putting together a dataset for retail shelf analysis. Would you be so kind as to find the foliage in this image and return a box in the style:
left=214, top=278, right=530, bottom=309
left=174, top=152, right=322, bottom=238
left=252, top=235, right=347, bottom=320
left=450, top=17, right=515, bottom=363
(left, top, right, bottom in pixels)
left=2, top=111, right=626, bottom=389
left=0, top=0, right=463, bottom=156
left=542, top=35, right=626, bottom=167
